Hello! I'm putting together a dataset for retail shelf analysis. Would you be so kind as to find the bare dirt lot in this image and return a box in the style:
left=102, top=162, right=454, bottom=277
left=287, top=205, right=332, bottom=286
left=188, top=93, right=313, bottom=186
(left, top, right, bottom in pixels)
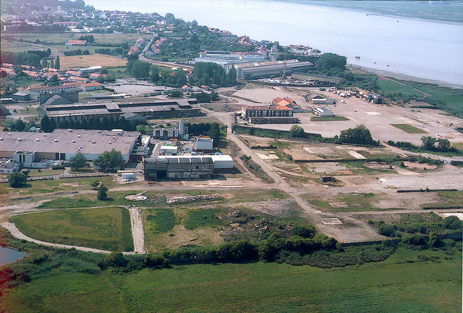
left=60, top=54, right=127, bottom=70
left=233, top=84, right=463, bottom=146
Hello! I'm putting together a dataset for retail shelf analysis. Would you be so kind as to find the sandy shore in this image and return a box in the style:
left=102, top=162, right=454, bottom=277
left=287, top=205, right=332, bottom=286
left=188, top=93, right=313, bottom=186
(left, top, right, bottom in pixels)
left=350, top=65, right=463, bottom=89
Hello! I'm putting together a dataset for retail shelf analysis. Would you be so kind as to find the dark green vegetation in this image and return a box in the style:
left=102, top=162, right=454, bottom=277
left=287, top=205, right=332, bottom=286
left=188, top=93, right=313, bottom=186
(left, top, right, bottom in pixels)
left=184, top=209, right=224, bottom=230
left=93, top=149, right=125, bottom=172
left=11, top=207, right=133, bottom=252
left=390, top=123, right=426, bottom=134
left=370, top=213, right=462, bottom=239
left=146, top=209, right=176, bottom=233
left=8, top=172, right=27, bottom=188
left=311, top=116, right=349, bottom=121
left=387, top=136, right=460, bottom=156
left=1, top=236, right=460, bottom=313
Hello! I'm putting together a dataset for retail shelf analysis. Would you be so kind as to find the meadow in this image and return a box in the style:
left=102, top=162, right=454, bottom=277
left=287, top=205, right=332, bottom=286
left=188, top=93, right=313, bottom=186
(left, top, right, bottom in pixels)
left=1, top=247, right=460, bottom=312
left=377, top=79, right=425, bottom=98
left=11, top=207, right=133, bottom=252
left=390, top=123, right=427, bottom=134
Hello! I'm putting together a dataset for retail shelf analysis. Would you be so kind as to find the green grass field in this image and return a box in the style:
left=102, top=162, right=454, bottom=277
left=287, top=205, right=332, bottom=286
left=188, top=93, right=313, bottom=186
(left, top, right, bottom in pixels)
left=145, top=209, right=176, bottom=233
left=184, top=209, right=224, bottom=230
left=310, top=116, right=349, bottom=121
left=377, top=80, right=425, bottom=97
left=11, top=207, right=133, bottom=251
left=2, top=247, right=461, bottom=312
left=390, top=123, right=427, bottom=134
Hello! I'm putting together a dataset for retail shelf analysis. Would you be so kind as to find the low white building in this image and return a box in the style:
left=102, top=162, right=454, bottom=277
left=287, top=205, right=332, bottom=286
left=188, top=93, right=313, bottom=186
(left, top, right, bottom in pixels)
left=195, top=138, right=213, bottom=151
left=160, top=146, right=178, bottom=156
left=313, top=107, right=334, bottom=117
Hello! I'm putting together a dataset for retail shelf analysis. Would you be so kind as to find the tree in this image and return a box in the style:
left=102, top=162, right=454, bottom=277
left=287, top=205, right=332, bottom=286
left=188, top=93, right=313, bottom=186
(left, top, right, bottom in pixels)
left=378, top=223, right=396, bottom=237
left=290, top=225, right=315, bottom=238
left=94, top=149, right=125, bottom=172
left=55, top=56, right=60, bottom=70
left=443, top=216, right=462, bottom=230
left=97, top=184, right=108, bottom=200
left=69, top=152, right=87, bottom=171
left=339, top=124, right=377, bottom=146
left=8, top=172, right=27, bottom=188
left=436, top=138, right=451, bottom=152
left=421, top=136, right=436, bottom=150
left=90, top=179, right=100, bottom=189
left=208, top=123, right=220, bottom=147
left=290, top=125, right=305, bottom=138
left=316, top=53, right=347, bottom=73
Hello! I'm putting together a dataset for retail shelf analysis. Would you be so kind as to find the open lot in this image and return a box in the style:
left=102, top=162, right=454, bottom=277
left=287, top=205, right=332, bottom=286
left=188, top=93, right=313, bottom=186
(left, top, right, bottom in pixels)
left=60, top=54, right=127, bottom=70
left=232, top=84, right=463, bottom=146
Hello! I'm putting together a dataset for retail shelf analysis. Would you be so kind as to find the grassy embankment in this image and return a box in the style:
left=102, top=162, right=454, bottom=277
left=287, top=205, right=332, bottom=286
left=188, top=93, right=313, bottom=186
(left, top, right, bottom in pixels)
left=11, top=207, right=133, bottom=252
left=1, top=246, right=460, bottom=312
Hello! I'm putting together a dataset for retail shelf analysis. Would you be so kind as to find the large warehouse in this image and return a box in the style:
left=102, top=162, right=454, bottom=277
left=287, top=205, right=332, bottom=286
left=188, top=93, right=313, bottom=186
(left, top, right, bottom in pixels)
left=41, top=98, right=201, bottom=123
left=0, top=129, right=140, bottom=163
left=234, top=60, right=313, bottom=80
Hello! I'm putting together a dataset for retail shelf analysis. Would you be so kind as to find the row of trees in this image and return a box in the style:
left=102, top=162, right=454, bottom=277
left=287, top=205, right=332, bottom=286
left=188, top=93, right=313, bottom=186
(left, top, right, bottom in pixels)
left=69, top=150, right=125, bottom=172
left=1, top=49, right=52, bottom=67
left=421, top=136, right=452, bottom=152
left=186, top=122, right=221, bottom=147
left=41, top=115, right=138, bottom=133
left=193, top=62, right=236, bottom=86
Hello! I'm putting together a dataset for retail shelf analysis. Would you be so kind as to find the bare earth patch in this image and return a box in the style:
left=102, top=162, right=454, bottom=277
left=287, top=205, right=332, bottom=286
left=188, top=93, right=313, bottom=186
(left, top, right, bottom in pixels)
left=60, top=54, right=127, bottom=70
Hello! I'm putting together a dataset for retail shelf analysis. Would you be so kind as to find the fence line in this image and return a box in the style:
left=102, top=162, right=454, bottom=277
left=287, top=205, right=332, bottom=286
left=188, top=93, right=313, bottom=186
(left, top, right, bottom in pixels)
left=0, top=172, right=112, bottom=183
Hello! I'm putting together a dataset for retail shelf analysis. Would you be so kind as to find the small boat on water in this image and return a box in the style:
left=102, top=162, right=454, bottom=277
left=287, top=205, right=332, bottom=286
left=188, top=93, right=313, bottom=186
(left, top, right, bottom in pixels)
left=355, top=56, right=360, bottom=60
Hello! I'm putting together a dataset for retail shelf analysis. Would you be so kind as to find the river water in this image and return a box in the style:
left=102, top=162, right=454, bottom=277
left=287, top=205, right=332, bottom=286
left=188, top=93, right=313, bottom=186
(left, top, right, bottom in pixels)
left=0, top=246, right=26, bottom=265
left=86, top=0, right=463, bottom=87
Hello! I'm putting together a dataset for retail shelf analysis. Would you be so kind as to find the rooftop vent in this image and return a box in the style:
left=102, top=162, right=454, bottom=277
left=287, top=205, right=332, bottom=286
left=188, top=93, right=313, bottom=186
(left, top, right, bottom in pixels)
left=68, top=129, right=72, bottom=132
left=97, top=130, right=101, bottom=133
left=77, top=135, right=81, bottom=138
left=36, top=138, right=39, bottom=142
left=108, top=141, right=112, bottom=144
left=72, top=140, right=76, bottom=143
left=54, top=139, right=58, bottom=142
left=0, top=138, right=3, bottom=141
left=17, top=138, right=22, bottom=141
left=43, top=134, right=47, bottom=137
left=91, top=140, right=96, bottom=144
left=8, top=132, right=11, bottom=135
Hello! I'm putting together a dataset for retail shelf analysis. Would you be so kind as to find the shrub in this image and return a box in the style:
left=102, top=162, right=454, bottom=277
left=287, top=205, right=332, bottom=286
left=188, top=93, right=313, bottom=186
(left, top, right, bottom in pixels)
left=378, top=224, right=396, bottom=237
left=443, top=216, right=462, bottom=230
left=8, top=172, right=27, bottom=188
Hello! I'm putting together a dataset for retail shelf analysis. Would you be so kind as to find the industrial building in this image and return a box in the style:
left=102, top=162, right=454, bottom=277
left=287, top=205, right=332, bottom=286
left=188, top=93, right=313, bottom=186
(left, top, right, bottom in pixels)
left=0, top=129, right=141, bottom=164
left=143, top=156, right=215, bottom=180
left=241, top=104, right=298, bottom=124
left=143, top=154, right=233, bottom=180
left=311, top=96, right=335, bottom=105
left=234, top=60, right=313, bottom=80
left=42, top=98, right=200, bottom=123
left=193, top=52, right=266, bottom=68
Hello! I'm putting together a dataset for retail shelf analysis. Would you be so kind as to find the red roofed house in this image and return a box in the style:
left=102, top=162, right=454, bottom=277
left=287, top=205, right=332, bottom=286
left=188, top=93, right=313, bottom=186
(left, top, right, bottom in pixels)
left=241, top=104, right=298, bottom=124
left=80, top=82, right=103, bottom=91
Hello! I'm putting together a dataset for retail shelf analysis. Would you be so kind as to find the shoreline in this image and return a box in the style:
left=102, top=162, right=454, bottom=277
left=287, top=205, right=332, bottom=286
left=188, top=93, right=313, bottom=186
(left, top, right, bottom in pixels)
left=349, top=65, right=463, bottom=89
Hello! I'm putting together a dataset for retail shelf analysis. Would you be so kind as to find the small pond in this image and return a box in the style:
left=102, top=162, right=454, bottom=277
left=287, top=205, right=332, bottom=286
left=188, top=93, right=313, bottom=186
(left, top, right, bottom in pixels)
left=0, top=246, right=27, bottom=266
